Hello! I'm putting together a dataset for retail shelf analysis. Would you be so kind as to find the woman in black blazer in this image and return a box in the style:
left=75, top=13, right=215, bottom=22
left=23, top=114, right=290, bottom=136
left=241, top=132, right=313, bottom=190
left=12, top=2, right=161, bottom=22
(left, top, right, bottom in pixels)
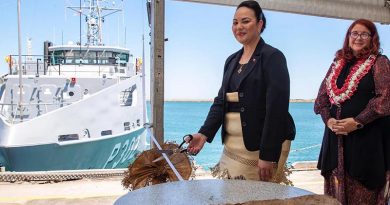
left=187, top=0, right=295, bottom=182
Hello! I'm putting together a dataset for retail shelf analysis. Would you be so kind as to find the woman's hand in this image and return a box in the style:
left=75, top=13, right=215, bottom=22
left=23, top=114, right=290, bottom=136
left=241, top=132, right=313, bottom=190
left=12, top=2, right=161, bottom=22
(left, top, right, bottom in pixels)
left=328, top=117, right=360, bottom=136
left=186, top=133, right=207, bottom=155
left=328, top=118, right=347, bottom=135
left=327, top=118, right=337, bottom=130
left=334, top=118, right=359, bottom=135
left=257, top=159, right=277, bottom=182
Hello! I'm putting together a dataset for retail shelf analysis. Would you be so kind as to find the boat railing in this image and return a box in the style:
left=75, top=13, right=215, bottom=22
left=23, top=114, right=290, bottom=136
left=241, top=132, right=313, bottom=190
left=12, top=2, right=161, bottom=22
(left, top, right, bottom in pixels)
left=7, top=54, right=131, bottom=77
left=0, top=101, right=73, bottom=124
left=7, top=54, right=46, bottom=76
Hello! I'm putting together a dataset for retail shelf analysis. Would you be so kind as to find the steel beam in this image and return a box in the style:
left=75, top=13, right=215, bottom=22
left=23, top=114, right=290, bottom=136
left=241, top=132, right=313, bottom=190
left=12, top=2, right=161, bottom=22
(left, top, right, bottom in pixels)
left=176, top=0, right=390, bottom=24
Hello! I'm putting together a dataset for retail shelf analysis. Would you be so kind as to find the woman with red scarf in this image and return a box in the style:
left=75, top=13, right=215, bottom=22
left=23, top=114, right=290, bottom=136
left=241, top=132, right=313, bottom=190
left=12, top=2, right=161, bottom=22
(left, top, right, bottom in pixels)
left=315, top=19, right=390, bottom=204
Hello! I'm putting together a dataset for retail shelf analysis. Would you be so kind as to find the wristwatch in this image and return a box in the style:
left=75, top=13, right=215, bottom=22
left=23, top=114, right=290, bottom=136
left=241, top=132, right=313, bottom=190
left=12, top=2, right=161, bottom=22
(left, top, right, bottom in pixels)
left=356, top=122, right=364, bottom=129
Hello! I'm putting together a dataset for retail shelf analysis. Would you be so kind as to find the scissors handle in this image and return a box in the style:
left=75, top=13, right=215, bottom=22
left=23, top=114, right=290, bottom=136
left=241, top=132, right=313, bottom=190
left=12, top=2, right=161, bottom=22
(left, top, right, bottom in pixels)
left=178, top=134, right=197, bottom=155
left=178, top=134, right=193, bottom=149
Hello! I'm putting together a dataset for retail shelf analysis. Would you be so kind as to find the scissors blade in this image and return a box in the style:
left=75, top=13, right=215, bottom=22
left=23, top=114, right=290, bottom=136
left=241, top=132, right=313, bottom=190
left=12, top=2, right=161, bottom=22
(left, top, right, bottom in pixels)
left=152, top=150, right=174, bottom=163
left=156, top=150, right=174, bottom=155
left=152, top=156, right=165, bottom=163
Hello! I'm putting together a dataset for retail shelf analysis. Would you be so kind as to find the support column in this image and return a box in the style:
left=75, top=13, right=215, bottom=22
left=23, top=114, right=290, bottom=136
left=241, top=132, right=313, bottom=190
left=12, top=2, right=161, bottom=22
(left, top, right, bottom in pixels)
left=150, top=0, right=165, bottom=147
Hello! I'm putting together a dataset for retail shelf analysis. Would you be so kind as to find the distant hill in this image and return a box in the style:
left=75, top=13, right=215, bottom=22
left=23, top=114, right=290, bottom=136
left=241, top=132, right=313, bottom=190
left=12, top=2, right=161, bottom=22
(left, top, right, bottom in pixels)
left=289, top=99, right=315, bottom=103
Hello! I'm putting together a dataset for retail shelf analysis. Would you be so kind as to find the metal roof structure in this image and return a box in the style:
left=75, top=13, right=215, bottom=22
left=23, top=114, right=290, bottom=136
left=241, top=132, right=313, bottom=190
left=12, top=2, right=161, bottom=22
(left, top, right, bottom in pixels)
left=176, top=0, right=390, bottom=24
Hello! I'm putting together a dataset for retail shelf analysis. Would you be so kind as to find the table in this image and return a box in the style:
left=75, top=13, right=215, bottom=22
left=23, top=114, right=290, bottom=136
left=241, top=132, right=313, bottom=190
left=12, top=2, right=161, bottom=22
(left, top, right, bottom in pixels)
left=115, top=179, right=313, bottom=205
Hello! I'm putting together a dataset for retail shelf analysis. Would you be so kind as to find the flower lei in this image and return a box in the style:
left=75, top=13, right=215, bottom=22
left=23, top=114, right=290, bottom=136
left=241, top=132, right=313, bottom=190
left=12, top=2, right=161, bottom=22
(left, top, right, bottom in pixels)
left=326, top=55, right=377, bottom=105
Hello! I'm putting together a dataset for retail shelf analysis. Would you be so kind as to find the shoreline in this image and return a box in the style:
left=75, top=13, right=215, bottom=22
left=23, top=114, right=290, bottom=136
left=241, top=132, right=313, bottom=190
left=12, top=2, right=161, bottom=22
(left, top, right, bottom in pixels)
left=146, top=99, right=316, bottom=103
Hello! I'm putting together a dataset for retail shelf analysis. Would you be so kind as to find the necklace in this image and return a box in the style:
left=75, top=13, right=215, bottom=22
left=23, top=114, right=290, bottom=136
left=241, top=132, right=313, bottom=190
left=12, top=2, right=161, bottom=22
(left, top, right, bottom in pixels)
left=237, top=64, right=246, bottom=74
left=325, top=55, right=376, bottom=105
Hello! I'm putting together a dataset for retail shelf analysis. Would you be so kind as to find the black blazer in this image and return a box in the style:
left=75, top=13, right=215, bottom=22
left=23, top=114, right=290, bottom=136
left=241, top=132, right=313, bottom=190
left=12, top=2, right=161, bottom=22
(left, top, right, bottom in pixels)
left=199, top=39, right=295, bottom=162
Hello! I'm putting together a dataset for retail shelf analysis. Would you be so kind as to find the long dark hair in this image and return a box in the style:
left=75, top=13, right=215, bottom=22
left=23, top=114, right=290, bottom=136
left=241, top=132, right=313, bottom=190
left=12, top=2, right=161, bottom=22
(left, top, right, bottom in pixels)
left=336, top=19, right=380, bottom=61
left=237, top=0, right=267, bottom=33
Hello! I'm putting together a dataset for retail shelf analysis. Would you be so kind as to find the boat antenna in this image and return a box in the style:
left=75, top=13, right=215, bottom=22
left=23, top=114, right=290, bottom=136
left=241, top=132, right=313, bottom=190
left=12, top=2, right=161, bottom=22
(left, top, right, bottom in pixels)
left=146, top=0, right=151, bottom=27
left=68, top=0, right=122, bottom=46
left=142, top=34, right=146, bottom=125
left=122, top=1, right=125, bottom=47
left=79, top=0, right=82, bottom=58
left=142, top=0, right=150, bottom=125
left=17, top=0, right=23, bottom=121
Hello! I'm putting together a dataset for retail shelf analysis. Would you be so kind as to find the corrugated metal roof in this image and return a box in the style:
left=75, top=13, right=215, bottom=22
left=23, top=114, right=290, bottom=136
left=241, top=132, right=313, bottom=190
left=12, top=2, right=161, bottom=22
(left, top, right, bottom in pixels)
left=176, top=0, right=390, bottom=24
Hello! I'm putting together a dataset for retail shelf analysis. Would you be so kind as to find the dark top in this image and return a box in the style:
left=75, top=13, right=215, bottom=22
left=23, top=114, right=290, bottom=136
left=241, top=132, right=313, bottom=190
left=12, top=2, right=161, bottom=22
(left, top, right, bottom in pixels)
left=314, top=55, right=390, bottom=189
left=198, top=38, right=296, bottom=162
left=228, top=63, right=248, bottom=92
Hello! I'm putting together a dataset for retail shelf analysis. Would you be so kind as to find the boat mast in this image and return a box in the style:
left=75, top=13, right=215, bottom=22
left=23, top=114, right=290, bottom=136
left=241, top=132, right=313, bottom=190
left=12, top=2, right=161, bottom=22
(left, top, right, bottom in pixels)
left=17, top=0, right=23, bottom=121
left=142, top=34, right=146, bottom=125
left=68, top=0, right=121, bottom=46
left=87, top=0, right=101, bottom=46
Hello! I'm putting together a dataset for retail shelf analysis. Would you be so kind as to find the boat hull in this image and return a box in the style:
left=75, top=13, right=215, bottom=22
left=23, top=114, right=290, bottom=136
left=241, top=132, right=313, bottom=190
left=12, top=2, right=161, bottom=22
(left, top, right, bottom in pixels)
left=0, top=128, right=146, bottom=171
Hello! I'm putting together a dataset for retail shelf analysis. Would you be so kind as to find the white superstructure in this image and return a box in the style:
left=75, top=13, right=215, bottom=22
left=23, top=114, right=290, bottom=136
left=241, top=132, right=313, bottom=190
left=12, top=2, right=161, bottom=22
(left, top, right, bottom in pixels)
left=0, top=0, right=147, bottom=171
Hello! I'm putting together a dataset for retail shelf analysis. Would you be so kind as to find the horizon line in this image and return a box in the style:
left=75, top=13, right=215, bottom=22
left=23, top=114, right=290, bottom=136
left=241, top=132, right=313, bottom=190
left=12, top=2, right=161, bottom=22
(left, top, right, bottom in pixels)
left=145, top=99, right=315, bottom=102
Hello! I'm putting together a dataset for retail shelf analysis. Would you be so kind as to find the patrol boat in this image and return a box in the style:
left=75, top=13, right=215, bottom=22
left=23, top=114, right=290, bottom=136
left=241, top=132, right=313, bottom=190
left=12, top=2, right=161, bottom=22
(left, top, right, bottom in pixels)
left=0, top=0, right=147, bottom=171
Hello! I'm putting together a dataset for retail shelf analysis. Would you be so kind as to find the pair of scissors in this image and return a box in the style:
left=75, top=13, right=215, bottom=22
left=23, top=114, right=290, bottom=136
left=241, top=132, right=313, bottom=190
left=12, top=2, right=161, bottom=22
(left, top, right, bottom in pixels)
left=152, top=134, right=194, bottom=163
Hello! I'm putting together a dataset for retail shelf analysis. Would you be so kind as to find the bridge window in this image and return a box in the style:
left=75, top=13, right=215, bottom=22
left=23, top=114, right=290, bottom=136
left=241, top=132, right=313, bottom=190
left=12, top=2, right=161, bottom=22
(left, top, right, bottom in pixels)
left=49, top=50, right=129, bottom=66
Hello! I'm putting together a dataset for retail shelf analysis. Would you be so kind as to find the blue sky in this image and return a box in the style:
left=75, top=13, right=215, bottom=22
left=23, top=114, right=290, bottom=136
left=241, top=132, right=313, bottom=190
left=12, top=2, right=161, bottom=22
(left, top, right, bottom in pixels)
left=0, top=0, right=389, bottom=100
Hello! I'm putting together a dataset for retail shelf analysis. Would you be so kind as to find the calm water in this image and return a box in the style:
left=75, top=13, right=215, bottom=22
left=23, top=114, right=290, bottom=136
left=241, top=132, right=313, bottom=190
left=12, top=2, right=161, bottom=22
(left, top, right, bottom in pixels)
left=149, top=102, right=324, bottom=169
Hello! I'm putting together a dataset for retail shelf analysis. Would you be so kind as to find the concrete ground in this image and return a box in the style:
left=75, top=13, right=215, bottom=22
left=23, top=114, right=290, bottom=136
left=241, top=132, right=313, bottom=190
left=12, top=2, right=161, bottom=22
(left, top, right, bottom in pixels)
left=0, top=169, right=324, bottom=205
left=0, top=177, right=127, bottom=205
left=289, top=170, right=323, bottom=194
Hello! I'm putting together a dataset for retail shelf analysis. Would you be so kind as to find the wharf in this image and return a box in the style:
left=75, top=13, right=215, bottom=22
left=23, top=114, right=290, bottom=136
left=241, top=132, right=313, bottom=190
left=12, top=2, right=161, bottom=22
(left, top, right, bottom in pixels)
left=0, top=166, right=324, bottom=205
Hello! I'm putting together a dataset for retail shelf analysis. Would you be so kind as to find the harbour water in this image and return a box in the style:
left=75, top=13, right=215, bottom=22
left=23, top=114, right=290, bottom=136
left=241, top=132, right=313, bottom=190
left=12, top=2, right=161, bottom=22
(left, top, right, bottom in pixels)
left=0, top=102, right=326, bottom=204
left=154, top=102, right=324, bottom=169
